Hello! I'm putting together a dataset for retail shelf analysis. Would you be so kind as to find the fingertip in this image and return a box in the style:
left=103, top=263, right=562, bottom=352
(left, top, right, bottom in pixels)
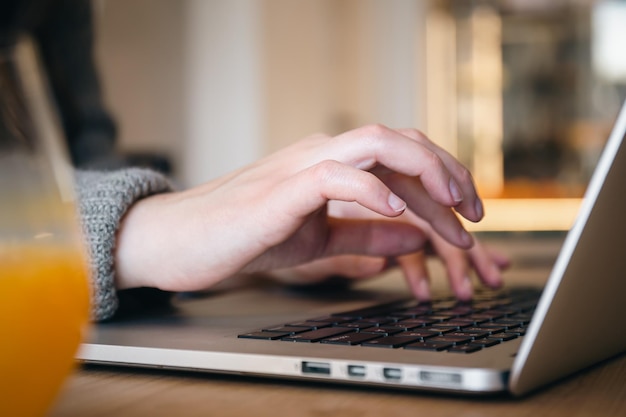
left=456, top=276, right=474, bottom=301
left=414, top=278, right=432, bottom=302
left=387, top=192, right=407, bottom=213
left=475, top=198, right=484, bottom=220
left=493, top=253, right=512, bottom=270
left=486, top=265, right=505, bottom=288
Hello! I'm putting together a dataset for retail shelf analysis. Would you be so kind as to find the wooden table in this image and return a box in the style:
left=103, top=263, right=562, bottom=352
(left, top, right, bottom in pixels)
left=49, top=354, right=626, bottom=417
left=48, top=235, right=626, bottom=416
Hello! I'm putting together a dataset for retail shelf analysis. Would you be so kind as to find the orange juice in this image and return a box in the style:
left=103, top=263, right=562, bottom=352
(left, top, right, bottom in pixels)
left=0, top=244, right=90, bottom=417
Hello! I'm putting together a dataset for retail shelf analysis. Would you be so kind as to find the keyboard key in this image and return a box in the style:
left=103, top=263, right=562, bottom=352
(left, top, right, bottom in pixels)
left=395, top=329, right=440, bottom=339
left=433, top=320, right=472, bottom=330
left=428, top=314, right=455, bottom=322
left=509, top=313, right=533, bottom=321
left=495, top=318, right=526, bottom=327
left=431, top=300, right=458, bottom=310
left=446, top=331, right=490, bottom=340
left=262, top=326, right=310, bottom=334
left=477, top=324, right=507, bottom=333
left=463, top=326, right=500, bottom=335
left=238, top=331, right=290, bottom=340
left=361, top=335, right=422, bottom=348
left=434, top=319, right=474, bottom=329
left=335, top=322, right=375, bottom=330
left=404, top=341, right=453, bottom=351
left=361, top=327, right=404, bottom=336
left=397, top=318, right=437, bottom=327
left=427, top=327, right=455, bottom=334
left=506, top=327, right=527, bottom=336
left=284, top=321, right=331, bottom=330
left=447, top=344, right=483, bottom=354
left=357, top=317, right=393, bottom=325
left=380, top=322, right=424, bottom=331
left=488, top=333, right=518, bottom=342
left=320, top=332, right=382, bottom=345
left=428, top=335, right=473, bottom=345
left=282, top=327, right=354, bottom=342
left=309, top=316, right=354, bottom=324
left=471, top=338, right=501, bottom=347
left=466, top=313, right=501, bottom=322
left=480, top=310, right=508, bottom=319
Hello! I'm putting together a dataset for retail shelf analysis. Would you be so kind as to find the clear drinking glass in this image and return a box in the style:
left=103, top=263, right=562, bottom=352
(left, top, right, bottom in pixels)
left=0, top=39, right=90, bottom=416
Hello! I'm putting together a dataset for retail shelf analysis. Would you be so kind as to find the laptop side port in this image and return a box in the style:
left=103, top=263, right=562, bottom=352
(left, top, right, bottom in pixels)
left=383, top=367, right=402, bottom=381
left=301, top=361, right=331, bottom=376
left=347, top=365, right=367, bottom=378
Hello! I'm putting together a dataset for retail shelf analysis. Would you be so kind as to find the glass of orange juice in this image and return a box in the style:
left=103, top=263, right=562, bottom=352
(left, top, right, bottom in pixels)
left=0, top=39, right=91, bottom=417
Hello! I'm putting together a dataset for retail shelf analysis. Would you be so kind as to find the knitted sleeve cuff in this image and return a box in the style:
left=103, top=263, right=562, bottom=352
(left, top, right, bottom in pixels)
left=75, top=168, right=173, bottom=321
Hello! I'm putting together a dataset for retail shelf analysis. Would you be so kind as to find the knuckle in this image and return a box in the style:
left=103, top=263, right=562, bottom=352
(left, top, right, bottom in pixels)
left=455, top=165, right=473, bottom=184
left=310, top=159, right=341, bottom=181
left=355, top=124, right=392, bottom=153
left=398, top=128, right=430, bottom=143
left=356, top=174, right=380, bottom=195
left=424, top=149, right=445, bottom=172
left=361, top=123, right=391, bottom=138
left=398, top=127, right=422, bottom=137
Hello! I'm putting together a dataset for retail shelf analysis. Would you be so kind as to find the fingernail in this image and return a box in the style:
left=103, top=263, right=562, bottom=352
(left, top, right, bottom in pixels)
left=449, top=178, right=463, bottom=203
left=388, top=193, right=407, bottom=212
left=475, top=198, right=484, bottom=219
left=417, top=279, right=431, bottom=301
left=490, top=265, right=503, bottom=288
left=460, top=276, right=473, bottom=300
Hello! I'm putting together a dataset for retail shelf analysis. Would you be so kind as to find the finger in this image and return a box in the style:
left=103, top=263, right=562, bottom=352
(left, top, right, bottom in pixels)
left=272, top=160, right=410, bottom=233
left=440, top=250, right=474, bottom=301
left=485, top=246, right=512, bottom=269
left=397, top=252, right=432, bottom=301
left=421, top=230, right=475, bottom=301
left=467, top=241, right=510, bottom=289
left=383, top=173, right=474, bottom=249
left=428, top=231, right=509, bottom=300
left=246, top=161, right=419, bottom=270
left=324, top=125, right=482, bottom=221
left=395, top=128, right=484, bottom=221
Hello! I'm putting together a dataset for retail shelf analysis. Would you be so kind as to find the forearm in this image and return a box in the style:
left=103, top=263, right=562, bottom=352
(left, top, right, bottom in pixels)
left=74, top=168, right=173, bottom=321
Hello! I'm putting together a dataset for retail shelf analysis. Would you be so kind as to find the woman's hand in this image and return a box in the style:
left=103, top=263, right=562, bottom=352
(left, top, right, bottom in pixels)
left=113, top=125, right=493, bottom=296
left=267, top=202, right=510, bottom=301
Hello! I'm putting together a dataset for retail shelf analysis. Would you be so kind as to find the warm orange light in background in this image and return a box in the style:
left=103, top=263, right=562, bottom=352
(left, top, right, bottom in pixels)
left=464, top=198, right=581, bottom=232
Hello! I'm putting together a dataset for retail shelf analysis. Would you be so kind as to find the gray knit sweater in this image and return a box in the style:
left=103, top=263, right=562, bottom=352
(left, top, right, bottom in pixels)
left=75, top=168, right=173, bottom=321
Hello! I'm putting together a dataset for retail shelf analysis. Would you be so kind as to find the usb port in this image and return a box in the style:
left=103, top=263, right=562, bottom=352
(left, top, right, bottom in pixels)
left=383, top=367, right=402, bottom=381
left=301, top=361, right=331, bottom=376
left=347, top=365, right=366, bottom=378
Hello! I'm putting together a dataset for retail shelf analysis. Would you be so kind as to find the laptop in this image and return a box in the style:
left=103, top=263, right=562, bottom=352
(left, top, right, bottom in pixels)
left=19, top=32, right=626, bottom=396
left=74, top=98, right=626, bottom=397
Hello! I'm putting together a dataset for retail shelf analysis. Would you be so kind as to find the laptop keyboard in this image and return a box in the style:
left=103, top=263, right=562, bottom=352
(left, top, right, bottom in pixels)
left=238, top=288, right=539, bottom=354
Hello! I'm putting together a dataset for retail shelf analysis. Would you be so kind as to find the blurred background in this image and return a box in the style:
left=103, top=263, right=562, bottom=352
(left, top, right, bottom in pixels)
left=91, top=0, right=626, bottom=231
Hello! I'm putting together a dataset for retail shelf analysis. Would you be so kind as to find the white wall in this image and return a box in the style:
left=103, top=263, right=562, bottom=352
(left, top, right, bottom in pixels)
left=182, top=0, right=263, bottom=186
left=94, top=0, right=185, bottom=169
left=262, top=0, right=427, bottom=152
left=95, top=0, right=427, bottom=186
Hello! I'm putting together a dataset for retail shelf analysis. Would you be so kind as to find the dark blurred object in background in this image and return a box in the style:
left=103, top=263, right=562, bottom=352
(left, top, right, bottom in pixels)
left=0, top=0, right=171, bottom=173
